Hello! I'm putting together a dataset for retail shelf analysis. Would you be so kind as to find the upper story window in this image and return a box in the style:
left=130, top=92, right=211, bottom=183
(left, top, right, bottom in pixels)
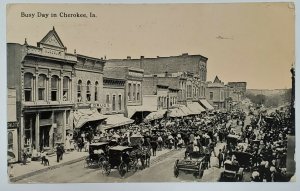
left=95, top=81, right=99, bottom=101
left=210, top=92, right=213, bottom=100
left=38, top=74, right=47, bottom=101
left=51, top=75, right=59, bottom=101
left=137, top=84, right=140, bottom=101
left=106, top=94, right=110, bottom=111
left=112, top=95, right=116, bottom=111
left=86, top=81, right=91, bottom=102
left=133, top=84, right=136, bottom=101
left=128, top=83, right=132, bottom=101
left=77, top=80, right=82, bottom=102
left=24, top=73, right=33, bottom=102
left=63, top=77, right=70, bottom=101
left=118, top=95, right=122, bottom=110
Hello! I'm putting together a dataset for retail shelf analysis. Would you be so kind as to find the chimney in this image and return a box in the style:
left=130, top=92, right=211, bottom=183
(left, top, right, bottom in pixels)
left=165, top=71, right=168, bottom=77
left=127, top=56, right=131, bottom=60
left=182, top=53, right=188, bottom=56
left=140, top=56, right=144, bottom=59
left=157, top=56, right=160, bottom=58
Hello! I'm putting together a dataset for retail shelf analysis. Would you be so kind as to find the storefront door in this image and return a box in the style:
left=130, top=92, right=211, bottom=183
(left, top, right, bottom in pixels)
left=40, top=125, right=51, bottom=149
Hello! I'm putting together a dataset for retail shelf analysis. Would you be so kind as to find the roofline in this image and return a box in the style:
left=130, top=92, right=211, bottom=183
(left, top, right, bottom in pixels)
left=107, top=54, right=208, bottom=61
left=77, top=54, right=105, bottom=62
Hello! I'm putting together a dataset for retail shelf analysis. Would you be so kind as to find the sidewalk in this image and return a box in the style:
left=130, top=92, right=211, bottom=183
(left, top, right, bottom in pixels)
left=9, top=151, right=88, bottom=182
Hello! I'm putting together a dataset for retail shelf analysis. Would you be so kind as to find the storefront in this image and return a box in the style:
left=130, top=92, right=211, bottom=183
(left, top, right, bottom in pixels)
left=22, top=108, right=72, bottom=153
left=7, top=122, right=19, bottom=163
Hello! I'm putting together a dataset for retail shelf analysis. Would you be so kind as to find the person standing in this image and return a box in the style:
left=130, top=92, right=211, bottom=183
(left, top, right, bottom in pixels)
left=56, top=144, right=63, bottom=163
left=217, top=149, right=224, bottom=168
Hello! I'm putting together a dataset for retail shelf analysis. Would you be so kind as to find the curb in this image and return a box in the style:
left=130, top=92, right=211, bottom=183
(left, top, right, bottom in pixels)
left=10, top=156, right=86, bottom=182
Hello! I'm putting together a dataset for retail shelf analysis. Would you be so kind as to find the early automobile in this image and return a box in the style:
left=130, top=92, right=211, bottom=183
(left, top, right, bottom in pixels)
left=84, top=142, right=109, bottom=168
left=102, top=146, right=138, bottom=177
left=173, top=151, right=207, bottom=179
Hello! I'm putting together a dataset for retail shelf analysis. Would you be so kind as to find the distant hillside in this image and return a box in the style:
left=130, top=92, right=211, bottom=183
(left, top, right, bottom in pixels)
left=246, top=89, right=289, bottom=96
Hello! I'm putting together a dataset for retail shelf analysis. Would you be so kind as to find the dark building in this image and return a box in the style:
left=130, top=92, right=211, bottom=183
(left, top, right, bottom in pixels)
left=106, top=53, right=208, bottom=81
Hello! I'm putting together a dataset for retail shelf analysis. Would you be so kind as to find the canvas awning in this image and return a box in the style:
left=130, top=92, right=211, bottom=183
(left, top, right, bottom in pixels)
left=73, top=109, right=107, bottom=129
left=179, top=105, right=193, bottom=116
left=144, top=109, right=167, bottom=121
left=103, top=114, right=134, bottom=129
left=199, top=99, right=214, bottom=110
left=127, top=105, right=156, bottom=119
left=186, top=102, right=206, bottom=114
left=169, top=108, right=186, bottom=118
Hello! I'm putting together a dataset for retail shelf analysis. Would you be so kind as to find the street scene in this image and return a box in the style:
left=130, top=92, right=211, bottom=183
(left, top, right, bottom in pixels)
left=6, top=3, right=295, bottom=183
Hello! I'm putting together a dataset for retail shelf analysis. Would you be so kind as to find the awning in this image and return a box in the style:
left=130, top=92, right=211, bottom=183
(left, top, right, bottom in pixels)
left=73, top=109, right=107, bottom=129
left=186, top=102, right=206, bottom=114
left=103, top=114, right=134, bottom=129
left=179, top=105, right=193, bottom=116
left=199, top=99, right=214, bottom=110
left=127, top=105, right=156, bottom=119
left=144, top=109, right=167, bottom=121
left=169, top=108, right=186, bottom=118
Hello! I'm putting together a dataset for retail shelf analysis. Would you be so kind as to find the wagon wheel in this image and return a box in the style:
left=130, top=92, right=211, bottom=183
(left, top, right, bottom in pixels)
left=102, top=161, right=111, bottom=176
left=119, top=162, right=127, bottom=177
left=198, top=162, right=204, bottom=179
left=84, top=156, right=90, bottom=168
left=98, top=155, right=106, bottom=169
left=131, top=157, right=138, bottom=172
left=174, top=160, right=179, bottom=178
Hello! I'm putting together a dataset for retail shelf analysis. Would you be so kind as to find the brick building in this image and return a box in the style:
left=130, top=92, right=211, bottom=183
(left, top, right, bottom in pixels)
left=8, top=88, right=19, bottom=162
left=106, top=53, right=208, bottom=81
left=206, top=76, right=227, bottom=109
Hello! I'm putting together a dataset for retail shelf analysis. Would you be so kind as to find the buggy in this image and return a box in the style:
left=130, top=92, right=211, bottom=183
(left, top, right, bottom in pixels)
left=84, top=142, right=109, bottom=168
left=173, top=151, right=207, bottom=179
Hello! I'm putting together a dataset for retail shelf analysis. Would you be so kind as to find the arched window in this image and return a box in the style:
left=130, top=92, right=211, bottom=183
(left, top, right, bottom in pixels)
left=24, top=73, right=33, bottom=101
left=106, top=94, right=110, bottom=111
left=63, top=77, right=70, bottom=101
left=51, top=75, right=59, bottom=101
left=95, top=81, right=99, bottom=101
left=38, top=74, right=46, bottom=101
left=77, top=80, right=82, bottom=102
left=86, top=81, right=91, bottom=102
left=133, top=84, right=136, bottom=101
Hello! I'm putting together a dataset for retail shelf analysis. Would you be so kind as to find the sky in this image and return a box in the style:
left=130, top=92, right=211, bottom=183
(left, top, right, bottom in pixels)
left=6, top=3, right=295, bottom=89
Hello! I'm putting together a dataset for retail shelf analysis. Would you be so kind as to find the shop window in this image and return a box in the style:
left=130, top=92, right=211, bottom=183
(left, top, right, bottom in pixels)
left=86, top=81, right=91, bottom=102
left=38, top=74, right=46, bottom=101
left=24, top=73, right=33, bottom=101
left=106, top=95, right=110, bottom=111
left=51, top=75, right=59, bottom=101
left=128, top=83, right=131, bottom=101
left=77, top=80, right=82, bottom=102
left=66, top=110, right=70, bottom=125
left=63, top=77, right=69, bottom=101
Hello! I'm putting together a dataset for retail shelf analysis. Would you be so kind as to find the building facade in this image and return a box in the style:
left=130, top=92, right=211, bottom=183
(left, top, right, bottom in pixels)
left=106, top=53, right=208, bottom=81
left=8, top=88, right=19, bottom=162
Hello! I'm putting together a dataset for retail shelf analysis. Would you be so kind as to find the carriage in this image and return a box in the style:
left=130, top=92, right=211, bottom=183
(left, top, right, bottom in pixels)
left=220, top=161, right=244, bottom=181
left=227, top=134, right=241, bottom=147
left=84, top=142, right=109, bottom=168
left=173, top=151, right=207, bottom=179
left=102, top=146, right=138, bottom=177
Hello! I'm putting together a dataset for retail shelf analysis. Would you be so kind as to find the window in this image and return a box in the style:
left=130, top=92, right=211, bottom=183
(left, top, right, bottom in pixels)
left=51, top=75, right=59, bottom=101
left=137, top=84, right=140, bottom=101
left=77, top=80, right=82, bottom=102
left=66, top=110, right=70, bottom=125
left=128, top=83, right=132, bottom=101
left=8, top=132, right=13, bottom=150
left=133, top=84, right=136, bottom=101
left=38, top=74, right=46, bottom=101
left=63, top=77, right=69, bottom=101
left=95, top=81, right=98, bottom=101
left=106, top=95, right=110, bottom=111
left=118, top=95, right=122, bottom=110
left=112, top=95, right=116, bottom=111
left=24, top=73, right=33, bottom=101
left=210, top=92, right=213, bottom=100
left=86, top=81, right=91, bottom=102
